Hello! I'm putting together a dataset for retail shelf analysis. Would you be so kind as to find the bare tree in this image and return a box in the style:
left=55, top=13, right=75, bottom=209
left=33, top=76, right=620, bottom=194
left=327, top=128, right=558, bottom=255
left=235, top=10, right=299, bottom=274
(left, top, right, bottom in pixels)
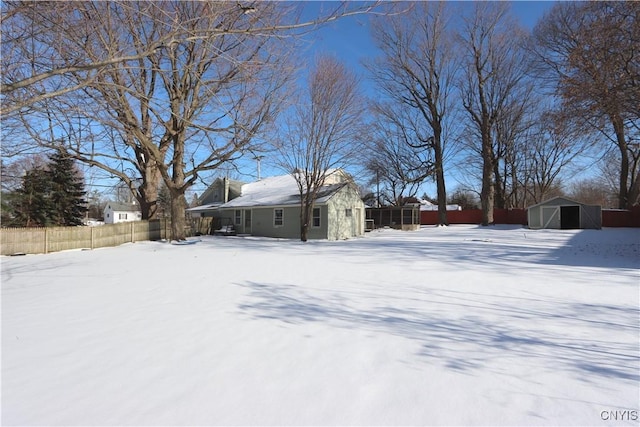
left=458, top=3, right=530, bottom=225
left=0, top=1, right=384, bottom=117
left=5, top=1, right=295, bottom=240
left=2, top=1, right=386, bottom=240
left=568, top=178, right=616, bottom=208
left=520, top=114, right=587, bottom=205
left=0, top=1, right=189, bottom=117
left=490, top=79, right=537, bottom=209
left=365, top=102, right=434, bottom=206
left=275, top=56, right=364, bottom=242
left=367, top=2, right=456, bottom=225
left=531, top=1, right=640, bottom=208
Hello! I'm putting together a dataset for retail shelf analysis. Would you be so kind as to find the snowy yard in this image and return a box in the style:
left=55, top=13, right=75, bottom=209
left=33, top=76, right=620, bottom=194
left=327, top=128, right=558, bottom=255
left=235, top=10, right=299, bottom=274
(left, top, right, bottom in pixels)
left=2, top=225, right=639, bottom=426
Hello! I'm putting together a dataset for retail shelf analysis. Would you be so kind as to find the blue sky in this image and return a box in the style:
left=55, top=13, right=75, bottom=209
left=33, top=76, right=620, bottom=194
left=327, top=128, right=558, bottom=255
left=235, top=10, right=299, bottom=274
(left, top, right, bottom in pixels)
left=215, top=1, right=558, bottom=200
left=89, top=2, right=559, bottom=200
left=296, top=1, right=554, bottom=77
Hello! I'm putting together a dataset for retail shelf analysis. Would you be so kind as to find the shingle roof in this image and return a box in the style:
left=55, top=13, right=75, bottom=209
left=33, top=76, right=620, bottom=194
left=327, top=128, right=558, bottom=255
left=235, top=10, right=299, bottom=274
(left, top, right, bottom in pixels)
left=105, top=202, right=141, bottom=212
left=219, top=173, right=347, bottom=209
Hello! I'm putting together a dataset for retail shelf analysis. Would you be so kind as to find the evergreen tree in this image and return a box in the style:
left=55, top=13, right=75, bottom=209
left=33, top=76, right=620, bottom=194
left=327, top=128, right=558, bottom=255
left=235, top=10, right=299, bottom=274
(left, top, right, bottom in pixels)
left=11, top=166, right=53, bottom=227
left=47, top=151, right=87, bottom=226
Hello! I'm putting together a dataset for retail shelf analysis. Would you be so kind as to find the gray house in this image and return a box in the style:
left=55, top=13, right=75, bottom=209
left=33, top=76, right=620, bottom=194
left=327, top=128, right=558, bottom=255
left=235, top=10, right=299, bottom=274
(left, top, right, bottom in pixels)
left=188, top=177, right=244, bottom=216
left=527, top=196, right=601, bottom=229
left=189, top=170, right=365, bottom=240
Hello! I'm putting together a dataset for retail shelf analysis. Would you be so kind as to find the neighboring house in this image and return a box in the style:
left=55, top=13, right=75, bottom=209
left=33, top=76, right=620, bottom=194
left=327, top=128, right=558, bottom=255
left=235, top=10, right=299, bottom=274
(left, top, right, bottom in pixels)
left=188, top=170, right=365, bottom=240
left=103, top=202, right=142, bottom=224
left=188, top=177, right=245, bottom=217
left=419, top=200, right=462, bottom=211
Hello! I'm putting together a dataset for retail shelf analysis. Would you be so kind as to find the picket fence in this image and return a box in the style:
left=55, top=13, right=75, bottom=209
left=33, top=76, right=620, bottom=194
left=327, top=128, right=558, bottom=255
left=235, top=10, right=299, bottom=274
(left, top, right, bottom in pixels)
left=0, top=219, right=174, bottom=256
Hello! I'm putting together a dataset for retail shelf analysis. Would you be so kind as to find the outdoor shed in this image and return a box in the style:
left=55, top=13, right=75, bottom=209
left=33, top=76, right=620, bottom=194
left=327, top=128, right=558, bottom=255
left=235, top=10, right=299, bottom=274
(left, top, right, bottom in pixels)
left=527, top=197, right=601, bottom=230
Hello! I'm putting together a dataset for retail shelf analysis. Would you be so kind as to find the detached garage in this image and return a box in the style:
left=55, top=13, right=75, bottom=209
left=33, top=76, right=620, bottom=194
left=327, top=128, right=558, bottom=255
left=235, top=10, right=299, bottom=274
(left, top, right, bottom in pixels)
left=527, top=197, right=601, bottom=230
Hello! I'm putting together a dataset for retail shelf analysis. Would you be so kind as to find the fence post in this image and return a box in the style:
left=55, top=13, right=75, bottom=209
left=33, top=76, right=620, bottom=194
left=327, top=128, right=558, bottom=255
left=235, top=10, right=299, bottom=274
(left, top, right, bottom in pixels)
left=44, top=228, right=49, bottom=254
left=131, top=221, right=134, bottom=243
left=91, top=226, right=94, bottom=249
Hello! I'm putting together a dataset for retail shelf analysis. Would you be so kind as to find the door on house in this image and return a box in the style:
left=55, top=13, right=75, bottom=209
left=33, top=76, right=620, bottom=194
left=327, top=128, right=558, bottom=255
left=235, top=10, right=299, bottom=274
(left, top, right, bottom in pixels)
left=244, top=209, right=252, bottom=234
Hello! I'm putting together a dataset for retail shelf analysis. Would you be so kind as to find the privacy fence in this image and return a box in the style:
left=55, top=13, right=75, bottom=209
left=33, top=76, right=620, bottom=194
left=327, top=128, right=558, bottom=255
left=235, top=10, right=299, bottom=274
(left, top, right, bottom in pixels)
left=0, top=219, right=174, bottom=256
left=420, top=207, right=640, bottom=227
left=420, top=208, right=527, bottom=226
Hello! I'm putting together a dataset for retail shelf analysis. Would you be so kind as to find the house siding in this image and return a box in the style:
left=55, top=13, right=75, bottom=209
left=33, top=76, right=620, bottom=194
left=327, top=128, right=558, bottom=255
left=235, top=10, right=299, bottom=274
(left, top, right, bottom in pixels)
left=327, top=185, right=365, bottom=240
left=241, top=206, right=328, bottom=239
left=197, top=178, right=244, bottom=207
left=201, top=171, right=364, bottom=240
left=103, top=203, right=142, bottom=224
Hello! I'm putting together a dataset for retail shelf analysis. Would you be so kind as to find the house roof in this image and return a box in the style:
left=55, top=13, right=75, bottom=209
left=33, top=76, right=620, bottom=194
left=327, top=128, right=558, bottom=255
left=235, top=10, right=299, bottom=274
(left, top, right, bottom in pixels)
left=105, top=202, right=141, bottom=212
left=420, top=203, right=462, bottom=211
left=188, top=202, right=225, bottom=213
left=219, top=173, right=347, bottom=209
left=197, top=177, right=245, bottom=204
left=186, top=170, right=357, bottom=213
left=526, top=196, right=600, bottom=210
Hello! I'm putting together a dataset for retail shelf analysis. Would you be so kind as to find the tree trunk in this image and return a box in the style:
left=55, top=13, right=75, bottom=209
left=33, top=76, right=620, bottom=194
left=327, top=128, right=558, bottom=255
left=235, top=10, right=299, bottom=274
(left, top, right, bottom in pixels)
left=169, top=192, right=187, bottom=241
left=611, top=113, right=630, bottom=209
left=134, top=160, right=161, bottom=220
left=480, top=129, right=495, bottom=226
left=493, top=161, right=506, bottom=209
left=300, top=200, right=312, bottom=242
left=433, top=133, right=448, bottom=226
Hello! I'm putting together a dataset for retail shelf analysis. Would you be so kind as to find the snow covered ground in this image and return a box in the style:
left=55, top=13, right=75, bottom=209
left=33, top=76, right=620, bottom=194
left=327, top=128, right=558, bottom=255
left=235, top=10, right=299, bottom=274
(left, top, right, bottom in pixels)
left=2, top=225, right=639, bottom=426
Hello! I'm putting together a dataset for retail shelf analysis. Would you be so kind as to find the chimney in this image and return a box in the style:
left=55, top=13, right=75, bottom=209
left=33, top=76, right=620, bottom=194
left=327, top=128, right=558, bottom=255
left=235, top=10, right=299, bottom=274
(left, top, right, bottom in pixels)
left=223, top=177, right=230, bottom=203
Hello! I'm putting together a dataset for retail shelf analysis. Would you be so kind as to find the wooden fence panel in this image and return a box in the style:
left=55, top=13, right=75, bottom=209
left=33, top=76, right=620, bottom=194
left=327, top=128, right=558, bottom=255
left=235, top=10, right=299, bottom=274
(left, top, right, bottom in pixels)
left=1, top=228, right=46, bottom=255
left=602, top=207, right=640, bottom=227
left=421, top=208, right=527, bottom=225
left=92, top=222, right=130, bottom=249
left=47, top=226, right=92, bottom=253
left=1, top=219, right=175, bottom=256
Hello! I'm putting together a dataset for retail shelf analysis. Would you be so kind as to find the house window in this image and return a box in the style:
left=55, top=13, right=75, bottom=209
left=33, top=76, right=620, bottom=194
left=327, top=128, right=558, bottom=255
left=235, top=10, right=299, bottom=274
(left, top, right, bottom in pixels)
left=312, top=208, right=321, bottom=227
left=274, top=209, right=284, bottom=227
left=345, top=208, right=352, bottom=217
left=119, top=213, right=127, bottom=220
left=235, top=210, right=242, bottom=225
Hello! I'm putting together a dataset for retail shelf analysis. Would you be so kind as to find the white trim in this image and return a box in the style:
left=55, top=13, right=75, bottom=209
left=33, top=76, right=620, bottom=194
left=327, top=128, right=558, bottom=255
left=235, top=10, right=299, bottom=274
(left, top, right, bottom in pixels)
left=273, top=208, right=284, bottom=227
left=219, top=201, right=330, bottom=210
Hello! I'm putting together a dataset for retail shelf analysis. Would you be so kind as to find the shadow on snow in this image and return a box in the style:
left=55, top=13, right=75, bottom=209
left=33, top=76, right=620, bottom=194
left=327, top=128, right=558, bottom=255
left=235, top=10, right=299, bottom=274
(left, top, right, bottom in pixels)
left=237, top=280, right=639, bottom=383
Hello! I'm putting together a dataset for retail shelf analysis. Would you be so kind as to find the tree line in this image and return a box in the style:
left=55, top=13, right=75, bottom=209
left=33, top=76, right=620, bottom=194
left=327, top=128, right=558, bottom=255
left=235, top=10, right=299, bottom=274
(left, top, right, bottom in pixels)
left=2, top=1, right=638, bottom=238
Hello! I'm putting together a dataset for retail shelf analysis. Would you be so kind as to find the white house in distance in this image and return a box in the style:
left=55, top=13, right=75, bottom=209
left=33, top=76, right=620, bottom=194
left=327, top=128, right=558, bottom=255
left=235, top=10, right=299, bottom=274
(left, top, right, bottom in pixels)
left=103, top=202, right=142, bottom=224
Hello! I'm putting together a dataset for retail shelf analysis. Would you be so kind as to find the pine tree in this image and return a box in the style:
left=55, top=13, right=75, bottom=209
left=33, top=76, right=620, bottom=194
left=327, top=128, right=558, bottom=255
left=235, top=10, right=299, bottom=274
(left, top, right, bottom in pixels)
left=11, top=166, right=53, bottom=227
left=47, top=151, right=87, bottom=226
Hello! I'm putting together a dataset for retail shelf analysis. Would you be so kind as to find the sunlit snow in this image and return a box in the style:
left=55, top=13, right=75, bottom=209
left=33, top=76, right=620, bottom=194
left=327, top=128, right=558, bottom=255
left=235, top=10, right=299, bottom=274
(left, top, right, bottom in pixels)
left=2, top=225, right=638, bottom=426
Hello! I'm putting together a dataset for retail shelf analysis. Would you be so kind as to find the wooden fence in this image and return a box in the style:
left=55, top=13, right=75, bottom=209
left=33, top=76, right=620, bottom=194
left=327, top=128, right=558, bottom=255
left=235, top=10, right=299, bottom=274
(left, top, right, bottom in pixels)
left=0, top=219, right=173, bottom=256
left=601, top=207, right=640, bottom=227
left=421, top=208, right=528, bottom=226
left=421, top=207, right=640, bottom=227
